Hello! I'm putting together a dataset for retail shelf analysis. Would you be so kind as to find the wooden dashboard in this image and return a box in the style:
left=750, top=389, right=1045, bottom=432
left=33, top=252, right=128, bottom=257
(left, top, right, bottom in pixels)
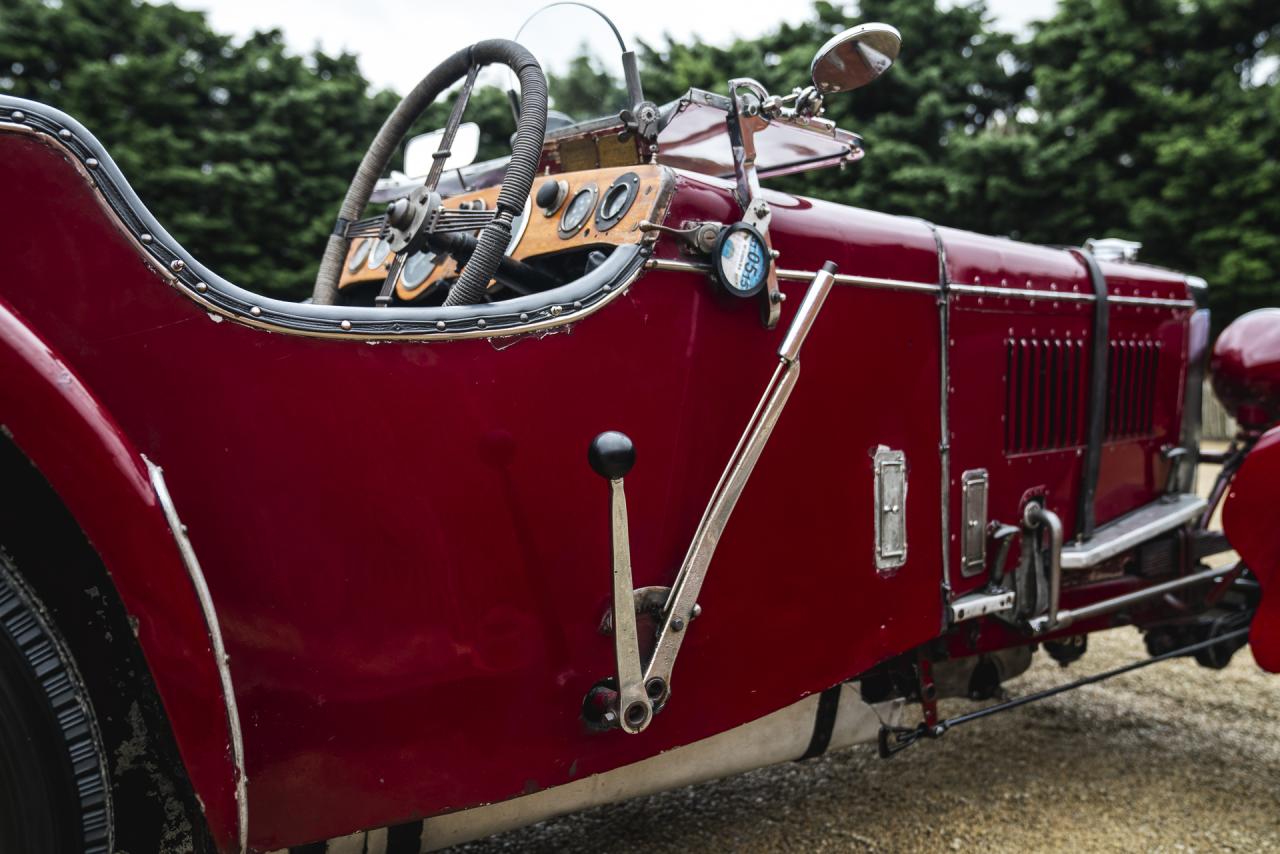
left=338, top=164, right=672, bottom=303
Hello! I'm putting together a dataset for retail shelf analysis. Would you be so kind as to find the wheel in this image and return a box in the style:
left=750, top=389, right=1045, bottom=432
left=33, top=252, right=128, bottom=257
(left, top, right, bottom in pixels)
left=0, top=553, right=111, bottom=852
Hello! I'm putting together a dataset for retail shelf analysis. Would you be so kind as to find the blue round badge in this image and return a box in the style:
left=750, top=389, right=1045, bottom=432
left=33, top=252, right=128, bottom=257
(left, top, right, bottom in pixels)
left=713, top=223, right=770, bottom=298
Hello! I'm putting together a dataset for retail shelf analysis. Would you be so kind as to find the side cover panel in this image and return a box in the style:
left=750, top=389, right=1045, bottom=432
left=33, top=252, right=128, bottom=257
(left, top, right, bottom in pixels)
left=941, top=227, right=1192, bottom=601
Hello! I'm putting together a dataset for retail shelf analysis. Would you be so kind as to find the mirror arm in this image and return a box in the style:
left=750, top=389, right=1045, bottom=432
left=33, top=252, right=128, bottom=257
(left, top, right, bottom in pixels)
left=726, top=78, right=783, bottom=328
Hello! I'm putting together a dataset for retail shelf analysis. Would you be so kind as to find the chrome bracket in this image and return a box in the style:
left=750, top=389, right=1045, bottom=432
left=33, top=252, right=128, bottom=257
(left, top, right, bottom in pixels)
left=873, top=447, right=908, bottom=571
left=726, top=77, right=783, bottom=328
left=1022, top=502, right=1064, bottom=632
left=949, top=589, right=1015, bottom=623
left=959, top=469, right=989, bottom=577
left=637, top=220, right=722, bottom=255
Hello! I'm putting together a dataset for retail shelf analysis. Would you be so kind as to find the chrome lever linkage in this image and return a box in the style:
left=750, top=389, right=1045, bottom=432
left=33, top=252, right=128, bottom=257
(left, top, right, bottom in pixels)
left=585, top=262, right=839, bottom=733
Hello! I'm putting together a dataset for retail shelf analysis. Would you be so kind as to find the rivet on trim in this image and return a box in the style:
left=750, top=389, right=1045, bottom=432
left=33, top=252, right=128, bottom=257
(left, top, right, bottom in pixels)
left=170, top=259, right=185, bottom=273
left=10, top=111, right=24, bottom=122
left=477, top=319, right=487, bottom=328
left=519, top=312, right=529, bottom=322
left=58, top=128, right=72, bottom=139
left=195, top=282, right=208, bottom=293
left=573, top=301, right=583, bottom=309
left=140, top=233, right=153, bottom=244
left=436, top=320, right=446, bottom=331
left=86, top=157, right=99, bottom=169
left=549, top=305, right=563, bottom=317
left=340, top=319, right=352, bottom=331
left=249, top=306, right=262, bottom=317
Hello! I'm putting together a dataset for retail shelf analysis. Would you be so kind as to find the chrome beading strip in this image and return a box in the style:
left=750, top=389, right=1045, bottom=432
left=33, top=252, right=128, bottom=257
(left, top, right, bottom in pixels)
left=145, top=458, right=248, bottom=854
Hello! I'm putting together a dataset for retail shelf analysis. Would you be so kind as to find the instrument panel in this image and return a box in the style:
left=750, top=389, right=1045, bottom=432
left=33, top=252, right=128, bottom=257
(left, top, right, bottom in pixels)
left=338, top=164, right=671, bottom=303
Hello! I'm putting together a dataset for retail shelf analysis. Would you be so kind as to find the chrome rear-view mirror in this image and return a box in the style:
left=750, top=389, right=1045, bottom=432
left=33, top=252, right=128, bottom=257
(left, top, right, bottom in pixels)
left=403, top=121, right=480, bottom=179
left=810, top=23, right=902, bottom=94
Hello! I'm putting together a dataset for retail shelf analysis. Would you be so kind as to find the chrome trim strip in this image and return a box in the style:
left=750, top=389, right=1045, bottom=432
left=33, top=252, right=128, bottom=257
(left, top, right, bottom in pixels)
left=1061, top=493, right=1207, bottom=570
left=647, top=258, right=943, bottom=294
left=1030, top=563, right=1228, bottom=633
left=644, top=257, right=712, bottom=274
left=1109, top=295, right=1196, bottom=308
left=787, top=268, right=941, bottom=294
left=652, top=260, right=1195, bottom=307
left=950, top=282, right=1194, bottom=309
left=950, top=283, right=1093, bottom=303
left=144, top=457, right=248, bottom=854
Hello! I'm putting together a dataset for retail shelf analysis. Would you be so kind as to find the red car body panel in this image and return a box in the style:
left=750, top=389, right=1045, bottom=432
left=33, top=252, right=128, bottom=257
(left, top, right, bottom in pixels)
left=0, top=102, right=1222, bottom=850
left=0, top=294, right=241, bottom=851
left=1223, top=425, right=1280, bottom=673
left=1211, top=308, right=1280, bottom=428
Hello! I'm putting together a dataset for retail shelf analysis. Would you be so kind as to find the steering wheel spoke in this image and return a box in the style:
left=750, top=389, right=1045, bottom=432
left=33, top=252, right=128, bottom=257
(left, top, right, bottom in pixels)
left=429, top=208, right=497, bottom=234
left=374, top=252, right=408, bottom=308
left=343, top=214, right=390, bottom=240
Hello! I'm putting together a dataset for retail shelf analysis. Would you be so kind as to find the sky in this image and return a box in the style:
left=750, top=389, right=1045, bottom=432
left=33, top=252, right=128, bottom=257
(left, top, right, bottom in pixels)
left=177, top=0, right=1061, bottom=94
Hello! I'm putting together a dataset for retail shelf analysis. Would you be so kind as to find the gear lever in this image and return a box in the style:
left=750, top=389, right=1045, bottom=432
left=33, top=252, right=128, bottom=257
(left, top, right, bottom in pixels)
left=587, top=431, right=652, bottom=733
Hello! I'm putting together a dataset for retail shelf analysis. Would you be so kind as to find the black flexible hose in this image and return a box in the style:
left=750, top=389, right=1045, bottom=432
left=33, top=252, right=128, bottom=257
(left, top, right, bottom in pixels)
left=312, top=40, right=547, bottom=306
left=446, top=43, right=547, bottom=307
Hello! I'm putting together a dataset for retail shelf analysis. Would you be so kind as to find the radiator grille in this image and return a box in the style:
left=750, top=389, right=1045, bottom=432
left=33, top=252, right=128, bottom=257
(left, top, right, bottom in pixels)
left=1105, top=339, right=1160, bottom=439
left=1004, top=338, right=1086, bottom=454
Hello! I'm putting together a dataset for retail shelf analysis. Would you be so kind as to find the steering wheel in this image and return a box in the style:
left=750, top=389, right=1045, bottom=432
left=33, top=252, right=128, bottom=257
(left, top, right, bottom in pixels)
left=312, top=40, right=547, bottom=307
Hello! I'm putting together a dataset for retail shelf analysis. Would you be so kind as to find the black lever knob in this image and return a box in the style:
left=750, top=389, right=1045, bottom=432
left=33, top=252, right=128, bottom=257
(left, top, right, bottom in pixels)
left=536, top=179, right=566, bottom=214
left=588, top=431, right=636, bottom=480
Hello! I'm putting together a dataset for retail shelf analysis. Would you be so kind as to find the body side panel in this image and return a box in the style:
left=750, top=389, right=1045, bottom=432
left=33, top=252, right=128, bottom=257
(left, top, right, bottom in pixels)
left=0, top=294, right=241, bottom=851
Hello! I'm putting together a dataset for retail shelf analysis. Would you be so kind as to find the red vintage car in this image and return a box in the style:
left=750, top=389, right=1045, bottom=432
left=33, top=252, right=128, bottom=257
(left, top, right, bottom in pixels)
left=0, top=13, right=1276, bottom=854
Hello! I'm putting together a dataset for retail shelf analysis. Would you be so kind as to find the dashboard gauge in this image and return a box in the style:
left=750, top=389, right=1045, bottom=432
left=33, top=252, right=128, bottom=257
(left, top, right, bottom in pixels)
left=558, top=184, right=597, bottom=238
left=399, top=250, right=437, bottom=292
left=713, top=223, right=771, bottom=298
left=594, top=172, right=639, bottom=232
left=347, top=238, right=372, bottom=272
left=368, top=237, right=392, bottom=269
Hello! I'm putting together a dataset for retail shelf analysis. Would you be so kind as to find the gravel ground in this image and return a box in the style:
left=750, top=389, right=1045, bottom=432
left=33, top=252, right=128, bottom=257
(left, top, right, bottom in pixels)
left=455, top=449, right=1279, bottom=853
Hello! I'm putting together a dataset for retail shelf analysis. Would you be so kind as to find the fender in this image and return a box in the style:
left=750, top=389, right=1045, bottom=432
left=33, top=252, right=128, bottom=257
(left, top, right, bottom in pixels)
left=1222, top=425, right=1280, bottom=673
left=0, top=296, right=245, bottom=852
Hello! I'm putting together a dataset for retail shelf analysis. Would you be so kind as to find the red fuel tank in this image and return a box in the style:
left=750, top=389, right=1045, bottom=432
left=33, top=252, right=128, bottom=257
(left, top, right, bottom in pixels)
left=1211, top=308, right=1280, bottom=429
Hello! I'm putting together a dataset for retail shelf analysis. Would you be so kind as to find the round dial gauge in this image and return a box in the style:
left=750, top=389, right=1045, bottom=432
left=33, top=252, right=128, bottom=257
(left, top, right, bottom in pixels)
left=558, top=185, right=597, bottom=238
left=399, top=250, right=437, bottom=291
left=713, top=224, right=771, bottom=298
left=595, top=172, right=639, bottom=232
left=368, top=237, right=392, bottom=269
left=347, top=238, right=373, bottom=272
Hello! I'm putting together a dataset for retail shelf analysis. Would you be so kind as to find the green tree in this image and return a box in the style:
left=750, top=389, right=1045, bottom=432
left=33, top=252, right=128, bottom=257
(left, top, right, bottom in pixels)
left=636, top=0, right=1032, bottom=235
left=1020, top=0, right=1280, bottom=321
left=0, top=0, right=400, bottom=297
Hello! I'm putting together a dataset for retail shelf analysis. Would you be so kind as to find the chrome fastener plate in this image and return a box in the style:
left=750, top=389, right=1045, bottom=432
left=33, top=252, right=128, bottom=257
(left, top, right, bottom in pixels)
left=873, top=446, right=907, bottom=571
left=960, top=469, right=989, bottom=578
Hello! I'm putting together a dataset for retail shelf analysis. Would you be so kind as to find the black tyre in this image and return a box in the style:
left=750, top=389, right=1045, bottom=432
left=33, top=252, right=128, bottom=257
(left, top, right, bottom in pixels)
left=0, top=553, right=111, bottom=853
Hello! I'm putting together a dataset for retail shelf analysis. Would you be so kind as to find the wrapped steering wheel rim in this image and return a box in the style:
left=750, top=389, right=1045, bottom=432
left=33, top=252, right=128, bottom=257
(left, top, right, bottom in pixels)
left=312, top=40, right=548, bottom=307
